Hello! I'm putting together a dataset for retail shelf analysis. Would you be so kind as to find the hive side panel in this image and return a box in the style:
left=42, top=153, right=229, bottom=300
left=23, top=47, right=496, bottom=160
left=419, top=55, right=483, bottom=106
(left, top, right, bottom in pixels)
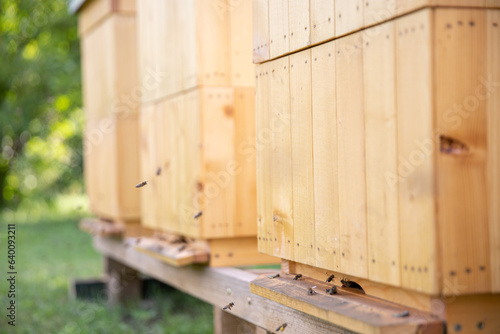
left=256, top=63, right=273, bottom=254
left=269, top=57, right=293, bottom=259
left=78, top=0, right=113, bottom=35
left=269, top=0, right=290, bottom=59
left=435, top=8, right=491, bottom=294
left=336, top=32, right=368, bottom=279
left=136, top=0, right=158, bottom=103
left=234, top=87, right=257, bottom=237
left=311, top=41, right=340, bottom=272
left=487, top=9, right=500, bottom=293
left=139, top=105, right=158, bottom=229
left=395, top=9, right=437, bottom=293
left=310, top=0, right=335, bottom=45
left=288, top=0, right=310, bottom=52
left=363, top=21, right=400, bottom=286
left=253, top=0, right=270, bottom=63
left=335, top=0, right=364, bottom=37
left=290, top=50, right=315, bottom=266
left=195, top=0, right=231, bottom=87
left=230, top=0, right=254, bottom=86
left=179, top=0, right=198, bottom=91
left=200, top=88, right=236, bottom=238
left=364, top=0, right=397, bottom=27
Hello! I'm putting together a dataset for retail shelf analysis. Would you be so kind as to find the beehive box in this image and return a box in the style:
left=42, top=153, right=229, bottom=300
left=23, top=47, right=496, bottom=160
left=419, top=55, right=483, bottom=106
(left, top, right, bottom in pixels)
left=253, top=2, right=500, bottom=331
left=136, top=0, right=277, bottom=267
left=79, top=0, right=141, bottom=224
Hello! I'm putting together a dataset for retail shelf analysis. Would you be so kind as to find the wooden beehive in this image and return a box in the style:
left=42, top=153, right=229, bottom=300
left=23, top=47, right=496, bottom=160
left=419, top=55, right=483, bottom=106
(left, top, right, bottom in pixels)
left=79, top=0, right=141, bottom=224
left=136, top=0, right=277, bottom=266
left=253, top=1, right=500, bottom=331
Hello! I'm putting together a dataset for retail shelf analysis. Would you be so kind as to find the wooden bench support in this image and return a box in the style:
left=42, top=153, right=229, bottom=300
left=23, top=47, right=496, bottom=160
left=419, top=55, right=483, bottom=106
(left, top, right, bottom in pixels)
left=214, top=307, right=269, bottom=334
left=105, top=257, right=141, bottom=306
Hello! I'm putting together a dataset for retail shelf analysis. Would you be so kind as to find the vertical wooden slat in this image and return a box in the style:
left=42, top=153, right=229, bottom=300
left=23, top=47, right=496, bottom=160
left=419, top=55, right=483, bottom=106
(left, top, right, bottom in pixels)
left=335, top=0, right=364, bottom=37
left=269, top=57, right=293, bottom=260
left=200, top=88, right=236, bottom=239
left=230, top=0, right=254, bottom=86
left=363, top=21, right=400, bottom=286
left=336, top=31, right=367, bottom=279
left=435, top=8, right=491, bottom=294
left=288, top=0, right=310, bottom=52
left=180, top=0, right=198, bottom=91
left=253, top=0, right=270, bottom=63
left=487, top=9, right=500, bottom=293
left=290, top=49, right=315, bottom=266
left=395, top=9, right=437, bottom=293
left=139, top=105, right=157, bottom=229
left=234, top=87, right=257, bottom=237
left=311, top=41, right=340, bottom=271
left=256, top=63, right=273, bottom=254
left=364, top=0, right=397, bottom=27
left=157, top=100, right=169, bottom=232
left=310, top=0, right=335, bottom=45
left=269, top=0, right=289, bottom=59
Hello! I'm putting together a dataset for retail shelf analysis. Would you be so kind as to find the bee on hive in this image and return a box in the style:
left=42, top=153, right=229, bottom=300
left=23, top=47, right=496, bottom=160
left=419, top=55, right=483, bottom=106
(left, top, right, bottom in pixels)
left=222, top=302, right=234, bottom=311
left=326, top=273, right=335, bottom=283
left=293, top=274, right=302, bottom=280
left=135, top=181, right=147, bottom=188
left=276, top=323, right=287, bottom=331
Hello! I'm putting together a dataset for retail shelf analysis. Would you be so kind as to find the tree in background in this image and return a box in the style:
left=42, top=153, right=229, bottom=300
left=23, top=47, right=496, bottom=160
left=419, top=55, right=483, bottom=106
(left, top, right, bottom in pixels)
left=0, top=0, right=83, bottom=210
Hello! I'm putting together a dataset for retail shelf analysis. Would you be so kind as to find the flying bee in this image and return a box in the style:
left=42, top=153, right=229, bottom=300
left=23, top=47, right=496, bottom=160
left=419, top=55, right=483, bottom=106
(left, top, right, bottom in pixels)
left=325, top=285, right=338, bottom=295
left=276, top=323, right=287, bottom=331
left=293, top=274, right=302, bottom=280
left=222, top=302, right=234, bottom=311
left=267, top=273, right=280, bottom=279
left=178, top=244, right=186, bottom=252
left=392, top=310, right=409, bottom=318
left=194, top=212, right=203, bottom=219
left=156, top=167, right=162, bottom=176
left=136, top=181, right=147, bottom=188
left=326, top=274, right=335, bottom=283
left=307, top=286, right=317, bottom=295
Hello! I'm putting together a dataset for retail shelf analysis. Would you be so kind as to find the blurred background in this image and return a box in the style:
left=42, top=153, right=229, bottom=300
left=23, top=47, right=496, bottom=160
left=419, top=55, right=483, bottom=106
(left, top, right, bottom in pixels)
left=0, top=1, right=212, bottom=332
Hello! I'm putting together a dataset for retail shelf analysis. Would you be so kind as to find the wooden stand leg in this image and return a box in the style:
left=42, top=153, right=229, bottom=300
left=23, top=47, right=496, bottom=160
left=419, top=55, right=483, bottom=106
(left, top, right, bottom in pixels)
left=214, top=307, right=269, bottom=334
left=105, top=257, right=141, bottom=306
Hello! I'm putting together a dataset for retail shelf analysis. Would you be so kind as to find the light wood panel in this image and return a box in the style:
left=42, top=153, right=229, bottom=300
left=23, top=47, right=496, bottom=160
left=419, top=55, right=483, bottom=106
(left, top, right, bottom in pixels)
left=364, top=0, right=397, bottom=27
left=487, top=9, right=500, bottom=293
left=230, top=0, right=254, bottom=86
left=253, top=0, right=270, bottom=63
left=269, top=0, right=289, bottom=59
left=139, top=106, right=157, bottom=229
left=335, top=0, right=364, bottom=37
left=288, top=0, right=310, bottom=51
left=311, top=41, right=340, bottom=272
left=395, top=9, right=437, bottom=294
left=269, top=57, right=293, bottom=260
left=363, top=21, right=400, bottom=286
left=435, top=8, right=491, bottom=294
left=310, top=0, right=335, bottom=45
left=335, top=31, right=367, bottom=279
left=290, top=49, right=315, bottom=266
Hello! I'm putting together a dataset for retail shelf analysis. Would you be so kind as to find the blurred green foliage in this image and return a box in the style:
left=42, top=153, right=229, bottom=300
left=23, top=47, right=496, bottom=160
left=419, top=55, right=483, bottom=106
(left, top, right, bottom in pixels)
left=0, top=0, right=83, bottom=210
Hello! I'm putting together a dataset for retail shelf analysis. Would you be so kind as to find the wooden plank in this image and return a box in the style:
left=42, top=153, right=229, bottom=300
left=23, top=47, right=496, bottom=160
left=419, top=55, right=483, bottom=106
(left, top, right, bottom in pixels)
left=214, top=307, right=267, bottom=334
left=93, top=236, right=356, bottom=334
left=435, top=8, right=491, bottom=294
left=209, top=237, right=279, bottom=267
left=252, top=0, right=270, bottom=63
left=256, top=63, right=273, bottom=254
left=364, top=0, right=397, bottom=27
left=395, top=9, right=437, bottom=294
left=310, top=0, right=335, bottom=45
left=290, top=49, right=315, bottom=266
left=200, top=88, right=236, bottom=239
left=311, top=41, right=340, bottom=272
left=445, top=294, right=500, bottom=334
left=269, top=0, right=289, bottom=59
left=230, top=0, right=254, bottom=86
left=487, top=9, right=500, bottom=293
left=335, top=0, right=364, bottom=37
left=250, top=274, right=444, bottom=334
left=335, top=31, right=367, bottom=279
left=78, top=0, right=113, bottom=36
left=105, top=257, right=141, bottom=306
left=234, top=88, right=257, bottom=237
left=196, top=0, right=231, bottom=87
left=139, top=105, right=158, bottom=230
left=288, top=0, right=310, bottom=52
left=363, top=21, right=400, bottom=287
left=269, top=56, right=293, bottom=260
left=179, top=0, right=198, bottom=91
left=136, top=0, right=157, bottom=103
left=292, top=262, right=435, bottom=313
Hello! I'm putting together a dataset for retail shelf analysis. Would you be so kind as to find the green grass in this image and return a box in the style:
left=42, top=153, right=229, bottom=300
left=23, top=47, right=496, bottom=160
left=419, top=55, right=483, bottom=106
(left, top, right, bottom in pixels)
left=0, top=197, right=213, bottom=334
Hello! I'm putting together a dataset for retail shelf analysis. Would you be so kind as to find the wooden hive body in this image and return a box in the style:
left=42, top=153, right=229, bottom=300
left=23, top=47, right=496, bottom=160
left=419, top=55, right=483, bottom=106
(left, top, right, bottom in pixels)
left=254, top=1, right=500, bottom=331
left=79, top=0, right=140, bottom=223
